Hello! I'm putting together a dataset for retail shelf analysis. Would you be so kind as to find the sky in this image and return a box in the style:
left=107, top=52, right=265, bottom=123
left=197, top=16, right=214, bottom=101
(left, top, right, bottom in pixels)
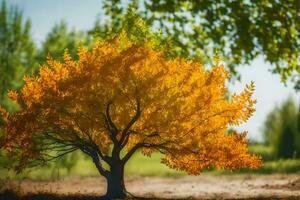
left=8, top=0, right=300, bottom=141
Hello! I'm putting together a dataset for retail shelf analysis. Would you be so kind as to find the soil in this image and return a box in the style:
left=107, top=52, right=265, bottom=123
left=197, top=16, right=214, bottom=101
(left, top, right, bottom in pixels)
left=1, top=174, right=300, bottom=199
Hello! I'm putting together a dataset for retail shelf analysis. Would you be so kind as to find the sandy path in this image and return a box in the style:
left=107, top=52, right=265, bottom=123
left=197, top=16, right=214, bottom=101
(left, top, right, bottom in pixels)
left=1, top=175, right=300, bottom=199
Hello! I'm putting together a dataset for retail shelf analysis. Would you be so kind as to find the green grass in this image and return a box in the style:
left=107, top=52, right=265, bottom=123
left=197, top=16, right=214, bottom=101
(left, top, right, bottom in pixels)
left=0, top=151, right=184, bottom=180
left=204, top=159, right=300, bottom=175
left=237, top=159, right=300, bottom=174
left=125, top=152, right=185, bottom=176
left=70, top=151, right=185, bottom=177
left=1, top=145, right=300, bottom=180
left=248, top=144, right=274, bottom=161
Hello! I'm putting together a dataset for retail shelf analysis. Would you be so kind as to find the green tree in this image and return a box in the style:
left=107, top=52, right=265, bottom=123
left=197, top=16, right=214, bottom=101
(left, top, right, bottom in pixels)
left=262, top=106, right=281, bottom=146
left=276, top=99, right=297, bottom=158
left=263, top=97, right=298, bottom=159
left=102, top=0, right=300, bottom=89
left=0, top=1, right=36, bottom=111
left=297, top=101, right=300, bottom=155
left=37, top=21, right=88, bottom=63
left=88, top=18, right=113, bottom=41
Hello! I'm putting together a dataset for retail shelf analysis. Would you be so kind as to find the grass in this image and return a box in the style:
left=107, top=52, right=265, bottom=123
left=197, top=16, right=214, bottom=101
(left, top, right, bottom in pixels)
left=0, top=151, right=184, bottom=180
left=0, top=145, right=299, bottom=180
left=206, top=159, right=300, bottom=175
left=248, top=144, right=274, bottom=161
left=240, top=159, right=300, bottom=174
left=125, top=152, right=185, bottom=176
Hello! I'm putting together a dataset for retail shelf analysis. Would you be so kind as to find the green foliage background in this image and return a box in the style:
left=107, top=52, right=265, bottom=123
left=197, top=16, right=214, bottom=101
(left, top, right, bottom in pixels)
left=103, top=0, right=300, bottom=89
left=0, top=1, right=36, bottom=112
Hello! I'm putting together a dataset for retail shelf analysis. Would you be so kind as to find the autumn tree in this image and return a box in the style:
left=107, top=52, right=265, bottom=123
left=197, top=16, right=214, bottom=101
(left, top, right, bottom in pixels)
left=0, top=28, right=261, bottom=198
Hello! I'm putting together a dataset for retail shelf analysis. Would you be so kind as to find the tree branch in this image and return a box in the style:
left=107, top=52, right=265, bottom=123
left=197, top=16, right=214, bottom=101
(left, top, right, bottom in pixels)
left=120, top=96, right=141, bottom=147
left=102, top=101, right=119, bottom=146
left=39, top=147, right=78, bottom=162
left=121, top=140, right=172, bottom=164
left=121, top=143, right=143, bottom=164
left=106, top=101, right=118, bottom=134
left=91, top=151, right=109, bottom=178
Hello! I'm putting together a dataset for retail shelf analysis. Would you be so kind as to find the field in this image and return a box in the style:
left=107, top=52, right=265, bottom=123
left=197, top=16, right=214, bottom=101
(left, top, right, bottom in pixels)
left=1, top=145, right=300, bottom=199
left=1, top=147, right=300, bottom=180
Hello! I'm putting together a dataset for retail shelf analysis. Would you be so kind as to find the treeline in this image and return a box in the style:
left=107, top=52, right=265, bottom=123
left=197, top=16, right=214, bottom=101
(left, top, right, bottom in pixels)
left=262, top=97, right=300, bottom=159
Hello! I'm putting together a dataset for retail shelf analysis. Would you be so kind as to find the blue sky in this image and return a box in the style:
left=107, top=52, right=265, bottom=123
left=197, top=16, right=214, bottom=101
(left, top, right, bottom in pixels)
left=8, top=0, right=299, bottom=141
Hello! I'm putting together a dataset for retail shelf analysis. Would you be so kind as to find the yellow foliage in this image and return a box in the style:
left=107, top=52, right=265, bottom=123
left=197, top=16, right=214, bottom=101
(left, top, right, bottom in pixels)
left=1, top=34, right=261, bottom=173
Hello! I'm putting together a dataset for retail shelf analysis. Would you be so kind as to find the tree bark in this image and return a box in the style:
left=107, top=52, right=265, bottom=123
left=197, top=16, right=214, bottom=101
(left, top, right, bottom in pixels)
left=105, top=163, right=126, bottom=199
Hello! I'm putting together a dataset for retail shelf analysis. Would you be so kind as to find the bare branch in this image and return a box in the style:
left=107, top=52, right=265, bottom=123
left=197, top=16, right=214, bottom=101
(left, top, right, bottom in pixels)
left=101, top=101, right=119, bottom=146
left=121, top=143, right=143, bottom=164
left=145, top=131, right=160, bottom=138
left=42, top=128, right=112, bottom=168
left=91, top=151, right=109, bottom=178
left=106, top=101, right=118, bottom=134
left=120, top=96, right=141, bottom=147
left=39, top=147, right=78, bottom=162
left=122, top=140, right=172, bottom=164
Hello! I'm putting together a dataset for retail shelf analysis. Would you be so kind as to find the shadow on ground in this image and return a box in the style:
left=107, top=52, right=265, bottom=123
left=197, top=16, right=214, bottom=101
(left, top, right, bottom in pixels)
left=1, top=190, right=300, bottom=200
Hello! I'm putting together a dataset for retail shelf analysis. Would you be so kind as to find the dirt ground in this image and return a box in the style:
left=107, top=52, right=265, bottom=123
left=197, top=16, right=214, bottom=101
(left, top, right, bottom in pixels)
left=1, top=174, right=300, bottom=199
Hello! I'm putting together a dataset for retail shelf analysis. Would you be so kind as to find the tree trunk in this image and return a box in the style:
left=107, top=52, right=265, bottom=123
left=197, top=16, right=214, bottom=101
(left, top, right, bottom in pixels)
left=105, top=164, right=126, bottom=199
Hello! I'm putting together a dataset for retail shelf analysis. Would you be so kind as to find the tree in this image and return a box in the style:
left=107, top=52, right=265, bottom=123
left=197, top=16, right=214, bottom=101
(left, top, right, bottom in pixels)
left=0, top=29, right=261, bottom=198
left=102, top=0, right=300, bottom=89
left=37, top=21, right=88, bottom=63
left=262, top=106, right=281, bottom=146
left=296, top=101, right=300, bottom=156
left=262, top=97, right=298, bottom=158
left=0, top=1, right=36, bottom=111
left=275, top=98, right=298, bottom=158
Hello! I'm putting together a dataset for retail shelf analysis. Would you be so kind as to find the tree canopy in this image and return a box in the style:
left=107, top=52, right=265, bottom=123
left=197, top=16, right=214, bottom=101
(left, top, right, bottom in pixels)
left=103, top=0, right=300, bottom=89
